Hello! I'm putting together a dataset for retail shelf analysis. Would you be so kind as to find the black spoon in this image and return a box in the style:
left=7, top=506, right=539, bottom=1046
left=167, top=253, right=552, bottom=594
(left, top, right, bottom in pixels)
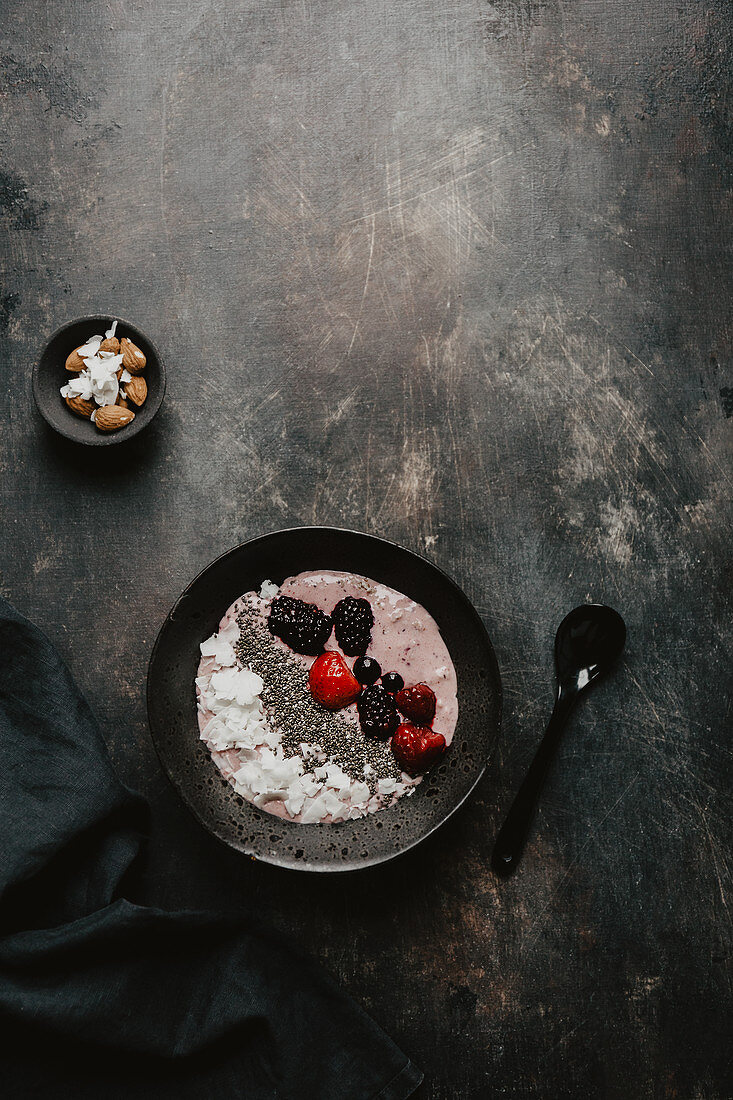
left=491, top=604, right=626, bottom=878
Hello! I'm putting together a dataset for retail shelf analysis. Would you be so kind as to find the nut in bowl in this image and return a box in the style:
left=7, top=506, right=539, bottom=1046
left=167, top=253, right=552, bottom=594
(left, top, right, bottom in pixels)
left=60, top=321, right=147, bottom=434
left=33, top=315, right=165, bottom=446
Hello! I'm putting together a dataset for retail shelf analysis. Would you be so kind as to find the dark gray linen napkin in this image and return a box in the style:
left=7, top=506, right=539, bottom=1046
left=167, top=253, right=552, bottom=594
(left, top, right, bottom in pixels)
left=0, top=598, right=422, bottom=1099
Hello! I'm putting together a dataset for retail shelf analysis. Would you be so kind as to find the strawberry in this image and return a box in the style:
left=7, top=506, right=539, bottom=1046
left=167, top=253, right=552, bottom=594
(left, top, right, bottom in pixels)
left=308, top=651, right=361, bottom=710
left=391, top=722, right=446, bottom=776
left=395, top=683, right=436, bottom=725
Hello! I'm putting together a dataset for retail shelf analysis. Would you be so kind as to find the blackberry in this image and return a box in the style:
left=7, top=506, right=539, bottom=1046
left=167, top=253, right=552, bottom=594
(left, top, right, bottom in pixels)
left=332, top=596, right=374, bottom=656
left=353, top=656, right=381, bottom=685
left=381, top=671, right=404, bottom=694
left=267, top=596, right=332, bottom=656
left=357, top=685, right=399, bottom=740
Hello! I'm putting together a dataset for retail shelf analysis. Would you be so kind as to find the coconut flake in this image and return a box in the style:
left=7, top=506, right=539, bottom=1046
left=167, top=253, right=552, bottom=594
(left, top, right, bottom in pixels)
left=285, top=790, right=307, bottom=816
left=93, top=380, right=119, bottom=407
left=105, top=320, right=118, bottom=339
left=320, top=790, right=347, bottom=818
left=77, top=335, right=103, bottom=358
left=324, top=763, right=351, bottom=792
left=82, top=355, right=119, bottom=406
left=300, top=795, right=330, bottom=824
left=299, top=774, right=322, bottom=797
left=60, top=369, right=93, bottom=402
left=209, top=666, right=264, bottom=706
left=259, top=579, right=279, bottom=600
left=348, top=780, right=371, bottom=805
left=199, top=623, right=239, bottom=666
left=200, top=638, right=236, bottom=666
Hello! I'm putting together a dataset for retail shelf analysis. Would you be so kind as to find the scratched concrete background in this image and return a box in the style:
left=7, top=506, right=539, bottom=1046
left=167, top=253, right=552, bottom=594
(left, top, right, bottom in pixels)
left=1, top=1, right=731, bottom=1096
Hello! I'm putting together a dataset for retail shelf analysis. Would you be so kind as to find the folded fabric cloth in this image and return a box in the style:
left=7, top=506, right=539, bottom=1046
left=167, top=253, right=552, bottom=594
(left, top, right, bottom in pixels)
left=0, top=598, right=422, bottom=1099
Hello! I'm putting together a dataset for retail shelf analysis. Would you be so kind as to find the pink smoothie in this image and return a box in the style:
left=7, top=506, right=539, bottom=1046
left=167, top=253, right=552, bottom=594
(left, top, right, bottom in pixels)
left=196, top=570, right=458, bottom=824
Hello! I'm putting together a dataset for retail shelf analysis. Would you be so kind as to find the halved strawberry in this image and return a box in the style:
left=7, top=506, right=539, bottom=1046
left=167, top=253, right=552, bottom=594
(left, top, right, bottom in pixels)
left=395, top=683, right=436, bottom=725
left=391, top=722, right=446, bottom=776
left=308, top=651, right=361, bottom=710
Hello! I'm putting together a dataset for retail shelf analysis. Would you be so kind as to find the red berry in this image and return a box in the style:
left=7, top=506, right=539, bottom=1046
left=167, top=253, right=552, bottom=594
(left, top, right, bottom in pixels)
left=395, top=683, right=437, bottom=725
left=308, top=652, right=361, bottom=710
left=391, top=723, right=446, bottom=776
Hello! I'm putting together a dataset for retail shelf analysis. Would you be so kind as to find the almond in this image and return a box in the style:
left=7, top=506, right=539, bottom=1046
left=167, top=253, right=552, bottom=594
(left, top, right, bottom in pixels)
left=65, top=394, right=95, bottom=419
left=116, top=393, right=130, bottom=409
left=120, top=337, right=146, bottom=374
left=99, top=336, right=120, bottom=353
left=95, top=405, right=135, bottom=432
left=124, top=375, right=147, bottom=407
left=65, top=348, right=86, bottom=372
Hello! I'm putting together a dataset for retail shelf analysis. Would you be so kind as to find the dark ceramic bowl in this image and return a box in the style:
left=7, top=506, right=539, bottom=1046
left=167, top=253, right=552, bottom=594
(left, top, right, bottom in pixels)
left=33, top=315, right=165, bottom=445
left=147, top=527, right=502, bottom=872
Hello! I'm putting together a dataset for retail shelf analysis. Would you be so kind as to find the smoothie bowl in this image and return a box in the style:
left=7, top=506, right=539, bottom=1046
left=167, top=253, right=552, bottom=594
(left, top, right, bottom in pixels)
left=148, top=528, right=501, bottom=870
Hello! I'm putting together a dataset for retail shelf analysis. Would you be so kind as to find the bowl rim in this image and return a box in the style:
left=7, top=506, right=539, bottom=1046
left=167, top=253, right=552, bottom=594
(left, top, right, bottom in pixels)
left=146, top=524, right=503, bottom=872
left=32, top=313, right=166, bottom=446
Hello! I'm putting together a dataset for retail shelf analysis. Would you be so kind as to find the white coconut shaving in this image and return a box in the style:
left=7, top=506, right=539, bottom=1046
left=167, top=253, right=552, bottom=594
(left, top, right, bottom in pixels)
left=76, top=335, right=103, bottom=358
left=61, top=372, right=94, bottom=401
left=199, top=620, right=238, bottom=667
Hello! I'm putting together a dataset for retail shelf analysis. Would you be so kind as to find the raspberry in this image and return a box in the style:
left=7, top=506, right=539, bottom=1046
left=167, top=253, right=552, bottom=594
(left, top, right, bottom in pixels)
left=267, top=596, right=332, bottom=656
left=332, top=597, right=374, bottom=656
left=396, top=683, right=437, bottom=725
left=391, top=723, right=446, bottom=776
left=356, top=685, right=399, bottom=740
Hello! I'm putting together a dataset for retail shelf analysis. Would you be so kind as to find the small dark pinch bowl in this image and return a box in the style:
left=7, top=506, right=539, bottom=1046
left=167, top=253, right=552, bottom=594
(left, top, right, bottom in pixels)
left=147, top=527, right=503, bottom=872
left=33, top=315, right=165, bottom=445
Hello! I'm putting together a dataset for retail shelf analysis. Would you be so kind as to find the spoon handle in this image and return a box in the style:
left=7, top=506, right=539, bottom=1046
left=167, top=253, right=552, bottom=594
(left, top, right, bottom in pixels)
left=491, top=690, right=575, bottom=877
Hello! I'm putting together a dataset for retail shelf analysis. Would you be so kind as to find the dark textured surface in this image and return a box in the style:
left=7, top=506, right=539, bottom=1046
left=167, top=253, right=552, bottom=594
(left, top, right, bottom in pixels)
left=1, top=1, right=731, bottom=1096
left=147, top=527, right=501, bottom=870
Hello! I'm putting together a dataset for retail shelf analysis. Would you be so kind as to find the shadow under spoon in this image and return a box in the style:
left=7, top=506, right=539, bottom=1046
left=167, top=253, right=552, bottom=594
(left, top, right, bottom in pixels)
left=491, top=604, right=627, bottom=878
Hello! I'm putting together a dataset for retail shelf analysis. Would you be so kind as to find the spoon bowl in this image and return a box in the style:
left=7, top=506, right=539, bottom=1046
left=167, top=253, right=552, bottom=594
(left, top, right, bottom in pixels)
left=555, top=604, right=627, bottom=693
